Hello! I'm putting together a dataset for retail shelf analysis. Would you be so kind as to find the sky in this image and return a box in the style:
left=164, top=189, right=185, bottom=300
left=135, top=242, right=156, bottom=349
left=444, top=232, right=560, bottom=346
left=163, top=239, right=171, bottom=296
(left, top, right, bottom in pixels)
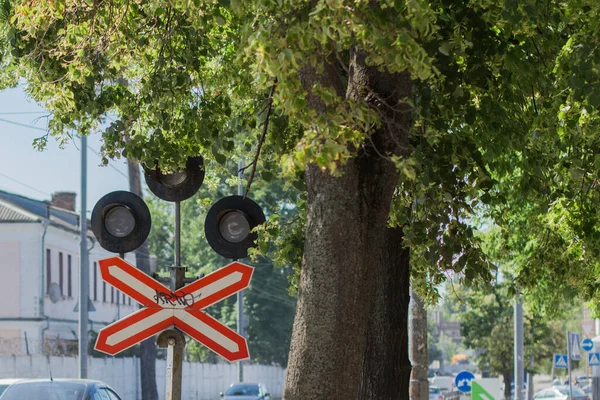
left=0, top=85, right=133, bottom=215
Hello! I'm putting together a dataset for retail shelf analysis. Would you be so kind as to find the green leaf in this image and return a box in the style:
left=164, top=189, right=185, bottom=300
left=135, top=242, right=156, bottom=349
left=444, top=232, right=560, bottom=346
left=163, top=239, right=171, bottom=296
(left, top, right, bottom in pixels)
left=261, top=170, right=274, bottom=182
left=588, top=90, right=600, bottom=109
left=438, top=41, right=452, bottom=56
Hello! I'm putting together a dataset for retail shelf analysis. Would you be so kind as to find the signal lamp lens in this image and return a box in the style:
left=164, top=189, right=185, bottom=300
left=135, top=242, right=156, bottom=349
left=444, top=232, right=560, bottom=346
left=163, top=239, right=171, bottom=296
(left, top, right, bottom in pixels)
left=160, top=171, right=188, bottom=187
left=219, top=211, right=250, bottom=243
left=104, top=206, right=135, bottom=238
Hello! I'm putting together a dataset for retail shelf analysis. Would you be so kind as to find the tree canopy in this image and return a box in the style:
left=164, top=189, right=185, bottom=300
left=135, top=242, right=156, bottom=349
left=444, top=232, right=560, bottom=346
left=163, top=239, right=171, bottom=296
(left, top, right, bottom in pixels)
left=3, top=0, right=600, bottom=300
left=4, top=0, right=600, bottom=397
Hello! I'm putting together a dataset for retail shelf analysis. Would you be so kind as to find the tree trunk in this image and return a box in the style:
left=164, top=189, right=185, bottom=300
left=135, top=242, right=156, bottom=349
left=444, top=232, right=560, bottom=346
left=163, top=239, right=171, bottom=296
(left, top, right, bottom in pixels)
left=503, top=371, right=512, bottom=400
left=358, top=227, right=411, bottom=399
left=283, top=48, right=412, bottom=399
left=128, top=161, right=159, bottom=400
left=409, top=287, right=429, bottom=400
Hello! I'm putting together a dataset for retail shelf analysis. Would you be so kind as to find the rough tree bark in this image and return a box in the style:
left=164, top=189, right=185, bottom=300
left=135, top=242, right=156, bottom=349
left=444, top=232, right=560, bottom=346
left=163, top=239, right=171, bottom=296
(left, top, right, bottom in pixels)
left=409, top=287, right=429, bottom=400
left=283, top=48, right=413, bottom=399
left=128, top=161, right=159, bottom=400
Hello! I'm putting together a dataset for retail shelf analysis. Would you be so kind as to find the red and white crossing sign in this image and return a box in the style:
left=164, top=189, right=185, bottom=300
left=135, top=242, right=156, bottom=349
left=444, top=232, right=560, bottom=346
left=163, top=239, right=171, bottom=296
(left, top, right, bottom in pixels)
left=94, top=257, right=253, bottom=362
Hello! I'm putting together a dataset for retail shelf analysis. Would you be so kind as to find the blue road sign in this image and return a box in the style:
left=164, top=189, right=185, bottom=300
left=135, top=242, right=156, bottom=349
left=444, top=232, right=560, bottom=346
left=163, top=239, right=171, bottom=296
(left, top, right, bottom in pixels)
left=582, top=338, right=594, bottom=352
left=589, top=352, right=600, bottom=366
left=554, top=354, right=568, bottom=369
left=455, top=370, right=476, bottom=393
left=570, top=332, right=581, bottom=360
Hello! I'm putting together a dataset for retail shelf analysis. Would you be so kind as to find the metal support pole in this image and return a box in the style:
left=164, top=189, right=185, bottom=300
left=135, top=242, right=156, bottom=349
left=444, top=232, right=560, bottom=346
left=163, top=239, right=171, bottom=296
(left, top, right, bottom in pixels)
left=175, top=201, right=181, bottom=267
left=158, top=330, right=185, bottom=400
left=551, top=355, right=555, bottom=384
left=159, top=200, right=186, bottom=400
left=237, top=160, right=244, bottom=383
left=515, top=291, right=524, bottom=400
left=78, top=134, right=89, bottom=379
left=568, top=331, right=573, bottom=399
left=593, top=377, right=600, bottom=400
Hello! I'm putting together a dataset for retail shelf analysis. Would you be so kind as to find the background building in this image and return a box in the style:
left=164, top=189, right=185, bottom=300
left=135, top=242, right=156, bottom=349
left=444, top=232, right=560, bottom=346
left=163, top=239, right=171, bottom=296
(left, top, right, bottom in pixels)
left=0, top=189, right=139, bottom=355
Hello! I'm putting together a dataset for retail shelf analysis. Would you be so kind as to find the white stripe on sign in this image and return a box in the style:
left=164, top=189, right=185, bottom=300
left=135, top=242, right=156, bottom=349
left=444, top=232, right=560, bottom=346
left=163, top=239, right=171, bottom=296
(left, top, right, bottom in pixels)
left=184, top=271, right=245, bottom=306
left=108, top=265, right=168, bottom=305
left=175, top=310, right=239, bottom=352
left=105, top=309, right=173, bottom=345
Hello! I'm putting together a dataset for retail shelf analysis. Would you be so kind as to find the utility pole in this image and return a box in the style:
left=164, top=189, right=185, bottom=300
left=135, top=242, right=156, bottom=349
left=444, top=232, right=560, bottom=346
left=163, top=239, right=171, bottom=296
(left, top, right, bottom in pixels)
left=157, top=200, right=186, bottom=400
left=78, top=134, right=88, bottom=379
left=514, top=290, right=524, bottom=400
left=237, top=160, right=245, bottom=383
left=567, top=332, right=574, bottom=400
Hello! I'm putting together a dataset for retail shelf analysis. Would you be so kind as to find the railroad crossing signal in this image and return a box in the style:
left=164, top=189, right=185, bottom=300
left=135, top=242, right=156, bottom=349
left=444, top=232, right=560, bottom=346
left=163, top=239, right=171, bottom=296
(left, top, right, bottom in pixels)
left=94, top=257, right=253, bottom=362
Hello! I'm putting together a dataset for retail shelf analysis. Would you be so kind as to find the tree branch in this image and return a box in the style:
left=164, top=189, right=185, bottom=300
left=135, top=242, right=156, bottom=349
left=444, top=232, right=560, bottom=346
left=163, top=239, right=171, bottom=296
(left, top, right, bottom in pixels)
left=244, top=80, right=277, bottom=198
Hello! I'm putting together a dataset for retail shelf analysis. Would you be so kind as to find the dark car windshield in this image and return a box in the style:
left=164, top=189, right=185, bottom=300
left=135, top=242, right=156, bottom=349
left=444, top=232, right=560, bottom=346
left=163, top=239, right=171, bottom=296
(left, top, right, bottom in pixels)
left=0, top=384, right=11, bottom=395
left=1, top=381, right=86, bottom=400
left=226, top=384, right=260, bottom=396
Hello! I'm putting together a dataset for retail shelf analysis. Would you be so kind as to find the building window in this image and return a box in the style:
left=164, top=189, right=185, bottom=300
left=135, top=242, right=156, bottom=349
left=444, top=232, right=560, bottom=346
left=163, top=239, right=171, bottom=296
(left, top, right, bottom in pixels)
left=111, top=287, right=114, bottom=303
left=128, top=297, right=131, bottom=306
left=116, top=291, right=120, bottom=305
left=67, top=255, right=72, bottom=297
left=46, top=249, right=51, bottom=292
left=93, top=262, right=97, bottom=301
left=59, top=252, right=64, bottom=296
left=103, top=281, right=106, bottom=303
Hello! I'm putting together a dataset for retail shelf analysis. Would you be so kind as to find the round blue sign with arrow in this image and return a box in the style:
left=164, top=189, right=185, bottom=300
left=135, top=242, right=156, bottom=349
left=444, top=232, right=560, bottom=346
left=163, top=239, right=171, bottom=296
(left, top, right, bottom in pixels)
left=455, top=370, right=476, bottom=393
left=582, top=338, right=594, bottom=352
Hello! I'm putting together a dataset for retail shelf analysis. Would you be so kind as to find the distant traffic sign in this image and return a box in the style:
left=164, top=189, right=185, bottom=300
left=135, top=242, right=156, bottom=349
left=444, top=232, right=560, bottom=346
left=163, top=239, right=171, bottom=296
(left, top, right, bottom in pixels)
left=94, top=257, right=253, bottom=361
left=455, top=370, right=476, bottom=393
left=554, top=354, right=568, bottom=369
left=570, top=332, right=581, bottom=361
left=588, top=352, right=600, bottom=366
left=582, top=321, right=594, bottom=338
left=582, top=338, right=594, bottom=352
left=472, top=379, right=502, bottom=400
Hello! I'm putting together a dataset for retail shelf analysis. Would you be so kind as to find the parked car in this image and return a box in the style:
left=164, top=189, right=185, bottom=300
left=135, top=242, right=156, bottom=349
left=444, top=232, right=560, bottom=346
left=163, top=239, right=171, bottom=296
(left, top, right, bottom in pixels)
left=0, top=379, right=122, bottom=400
left=533, top=386, right=590, bottom=400
left=429, top=385, right=443, bottom=400
left=220, top=383, right=271, bottom=400
left=0, top=379, right=22, bottom=396
left=431, top=376, right=454, bottom=392
left=576, top=376, right=592, bottom=387
left=580, top=384, right=592, bottom=397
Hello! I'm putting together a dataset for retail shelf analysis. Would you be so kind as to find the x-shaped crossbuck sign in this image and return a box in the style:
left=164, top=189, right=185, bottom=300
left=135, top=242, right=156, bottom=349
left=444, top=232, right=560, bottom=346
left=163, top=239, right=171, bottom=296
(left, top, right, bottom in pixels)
left=94, top=257, right=253, bottom=362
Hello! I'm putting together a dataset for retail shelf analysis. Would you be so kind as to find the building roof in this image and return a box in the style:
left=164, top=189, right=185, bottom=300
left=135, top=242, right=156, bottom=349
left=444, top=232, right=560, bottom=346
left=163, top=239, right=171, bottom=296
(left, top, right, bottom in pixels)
left=0, top=189, right=84, bottom=234
left=0, top=202, right=38, bottom=222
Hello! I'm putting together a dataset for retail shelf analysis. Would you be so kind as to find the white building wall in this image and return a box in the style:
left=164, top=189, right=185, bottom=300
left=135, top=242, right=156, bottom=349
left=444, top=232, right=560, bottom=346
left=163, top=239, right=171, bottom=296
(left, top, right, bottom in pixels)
left=0, top=223, right=43, bottom=320
left=0, top=221, right=139, bottom=355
